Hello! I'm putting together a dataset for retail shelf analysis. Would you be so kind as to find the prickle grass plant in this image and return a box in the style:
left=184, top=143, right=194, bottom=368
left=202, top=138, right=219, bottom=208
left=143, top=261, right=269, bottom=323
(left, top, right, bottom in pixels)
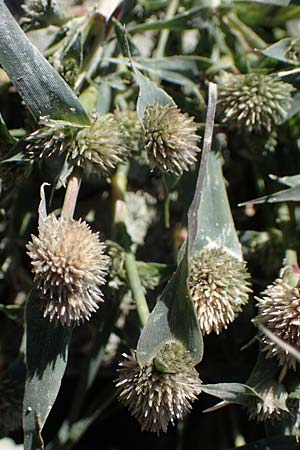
left=1, top=0, right=300, bottom=449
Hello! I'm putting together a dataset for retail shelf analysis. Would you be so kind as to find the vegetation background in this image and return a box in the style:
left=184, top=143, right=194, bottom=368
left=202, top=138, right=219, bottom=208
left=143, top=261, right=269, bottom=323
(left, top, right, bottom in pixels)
left=1, top=0, right=300, bottom=449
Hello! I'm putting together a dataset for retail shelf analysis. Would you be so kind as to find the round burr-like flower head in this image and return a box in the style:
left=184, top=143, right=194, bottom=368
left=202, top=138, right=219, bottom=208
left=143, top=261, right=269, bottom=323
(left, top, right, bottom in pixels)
left=27, top=213, right=110, bottom=326
left=217, top=73, right=294, bottom=133
left=246, top=380, right=288, bottom=422
left=25, top=113, right=128, bottom=176
left=254, top=277, right=300, bottom=369
left=73, top=114, right=128, bottom=174
left=116, top=341, right=202, bottom=433
left=143, top=103, right=200, bottom=175
left=113, top=109, right=144, bottom=155
left=188, top=247, right=251, bottom=335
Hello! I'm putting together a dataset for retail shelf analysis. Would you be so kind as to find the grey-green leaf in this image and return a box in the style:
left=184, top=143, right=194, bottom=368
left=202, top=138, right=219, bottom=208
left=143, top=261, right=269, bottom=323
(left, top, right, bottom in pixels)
left=0, top=1, right=89, bottom=125
left=190, top=151, right=242, bottom=260
left=200, top=383, right=259, bottom=406
left=127, top=5, right=209, bottom=33
left=136, top=254, right=203, bottom=367
left=240, top=185, right=300, bottom=205
left=187, top=82, right=217, bottom=256
left=23, top=294, right=72, bottom=450
left=261, top=38, right=299, bottom=65
left=269, top=173, right=300, bottom=188
left=0, top=112, right=16, bottom=145
left=234, top=0, right=293, bottom=6
left=134, top=68, right=175, bottom=121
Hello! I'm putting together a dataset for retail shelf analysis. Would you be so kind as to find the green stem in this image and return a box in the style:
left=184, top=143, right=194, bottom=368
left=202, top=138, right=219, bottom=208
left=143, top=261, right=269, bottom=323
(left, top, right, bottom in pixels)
left=111, top=164, right=150, bottom=328
left=61, top=168, right=82, bottom=219
left=74, top=14, right=105, bottom=93
left=125, top=252, right=150, bottom=327
left=224, top=12, right=267, bottom=50
left=155, top=0, right=179, bottom=59
left=284, top=249, right=299, bottom=268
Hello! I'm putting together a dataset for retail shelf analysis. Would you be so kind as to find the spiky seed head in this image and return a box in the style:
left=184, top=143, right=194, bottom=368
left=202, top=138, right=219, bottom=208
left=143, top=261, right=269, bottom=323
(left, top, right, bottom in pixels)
left=143, top=103, right=200, bottom=175
left=217, top=73, right=294, bottom=133
left=25, top=118, right=74, bottom=159
left=246, top=380, right=288, bottom=422
left=116, top=341, right=202, bottom=433
left=27, top=213, right=110, bottom=326
left=114, top=109, right=144, bottom=155
left=73, top=114, right=128, bottom=174
left=25, top=114, right=128, bottom=176
left=254, top=277, right=300, bottom=369
left=188, top=247, right=251, bottom=335
left=0, top=376, right=24, bottom=433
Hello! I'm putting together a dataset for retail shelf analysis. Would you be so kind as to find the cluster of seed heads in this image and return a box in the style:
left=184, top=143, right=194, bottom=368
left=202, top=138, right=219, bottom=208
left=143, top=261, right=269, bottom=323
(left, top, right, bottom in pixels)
left=25, top=114, right=128, bottom=176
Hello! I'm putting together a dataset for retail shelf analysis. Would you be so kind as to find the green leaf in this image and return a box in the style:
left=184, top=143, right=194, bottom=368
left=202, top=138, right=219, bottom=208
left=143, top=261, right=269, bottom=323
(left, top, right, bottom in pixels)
left=135, top=83, right=219, bottom=367
left=187, top=83, right=218, bottom=256
left=270, top=173, right=300, bottom=187
left=0, top=1, right=89, bottom=125
left=23, top=294, right=72, bottom=450
left=134, top=65, right=175, bottom=121
left=189, top=151, right=242, bottom=259
left=227, top=436, right=300, bottom=450
left=0, top=113, right=16, bottom=145
left=261, top=38, right=300, bottom=65
left=136, top=253, right=203, bottom=367
left=111, top=22, right=175, bottom=119
left=106, top=55, right=212, bottom=87
left=127, top=6, right=210, bottom=33
left=200, top=382, right=259, bottom=405
left=234, top=0, right=294, bottom=6
left=246, top=352, right=279, bottom=388
left=240, top=184, right=300, bottom=205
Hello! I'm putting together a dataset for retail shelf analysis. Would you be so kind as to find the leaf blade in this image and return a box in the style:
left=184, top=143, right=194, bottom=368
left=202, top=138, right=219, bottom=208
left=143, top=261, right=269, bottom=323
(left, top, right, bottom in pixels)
left=23, top=294, right=72, bottom=450
left=0, top=1, right=89, bottom=125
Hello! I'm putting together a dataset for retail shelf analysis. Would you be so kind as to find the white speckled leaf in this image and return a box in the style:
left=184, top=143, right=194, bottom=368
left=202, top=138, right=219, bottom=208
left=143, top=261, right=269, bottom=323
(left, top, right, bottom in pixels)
left=0, top=1, right=89, bottom=125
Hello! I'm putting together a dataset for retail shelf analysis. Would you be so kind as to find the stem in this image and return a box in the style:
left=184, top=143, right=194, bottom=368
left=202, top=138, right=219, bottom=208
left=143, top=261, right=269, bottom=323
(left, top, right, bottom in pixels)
left=74, top=14, right=105, bottom=93
left=284, top=249, right=299, bottom=268
left=155, top=0, right=179, bottom=59
left=61, top=168, right=82, bottom=219
left=111, top=164, right=150, bottom=328
left=229, top=407, right=246, bottom=447
left=125, top=252, right=150, bottom=327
